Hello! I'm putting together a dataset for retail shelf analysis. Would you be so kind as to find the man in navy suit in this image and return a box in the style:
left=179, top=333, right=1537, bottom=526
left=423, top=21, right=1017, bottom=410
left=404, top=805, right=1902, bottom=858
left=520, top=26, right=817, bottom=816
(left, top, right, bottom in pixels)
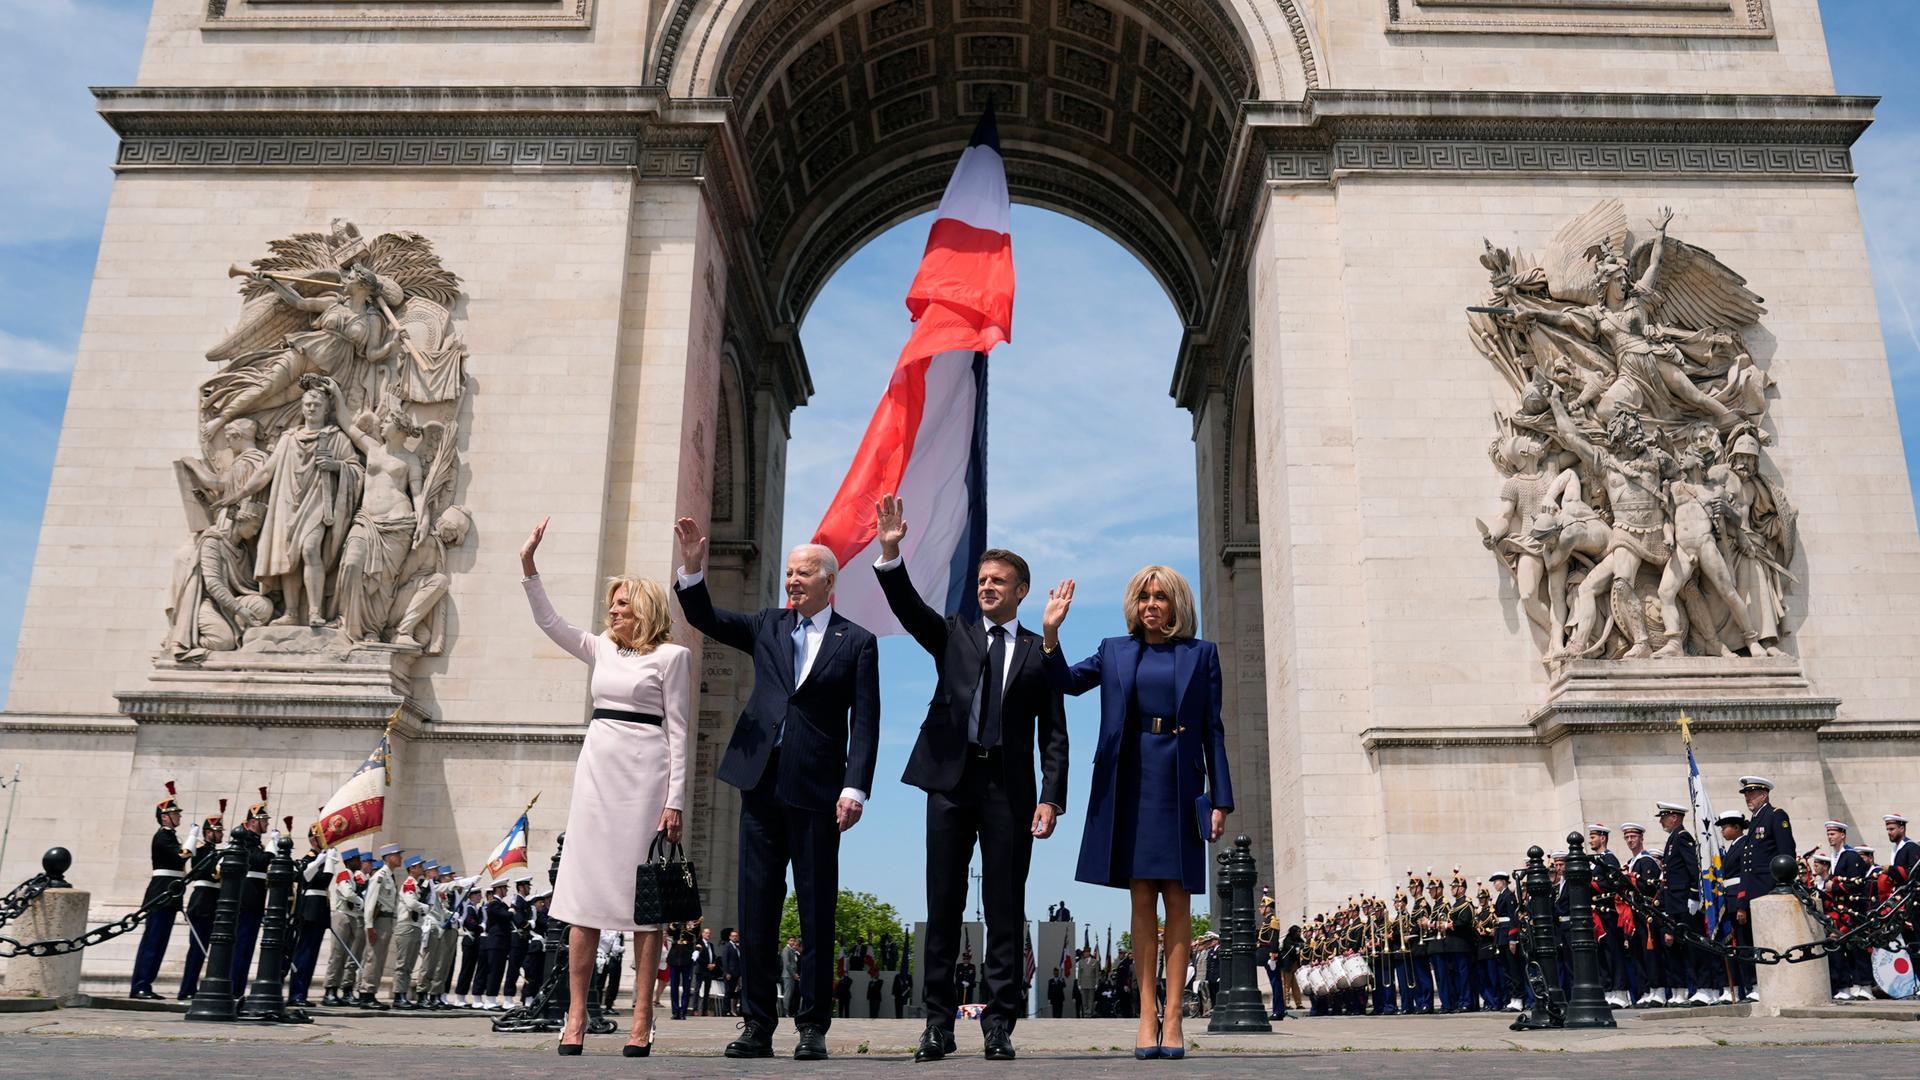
left=871, top=494, right=1068, bottom=1062
left=673, top=518, right=880, bottom=1061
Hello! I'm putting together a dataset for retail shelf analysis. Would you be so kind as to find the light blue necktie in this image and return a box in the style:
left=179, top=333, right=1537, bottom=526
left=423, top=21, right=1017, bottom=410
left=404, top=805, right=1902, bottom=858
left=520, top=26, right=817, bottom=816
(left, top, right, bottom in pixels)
left=780, top=616, right=812, bottom=746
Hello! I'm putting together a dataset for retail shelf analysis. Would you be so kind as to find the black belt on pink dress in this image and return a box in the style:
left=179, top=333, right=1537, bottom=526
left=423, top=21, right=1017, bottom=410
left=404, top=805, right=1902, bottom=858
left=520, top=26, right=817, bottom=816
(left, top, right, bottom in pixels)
left=592, top=708, right=663, bottom=726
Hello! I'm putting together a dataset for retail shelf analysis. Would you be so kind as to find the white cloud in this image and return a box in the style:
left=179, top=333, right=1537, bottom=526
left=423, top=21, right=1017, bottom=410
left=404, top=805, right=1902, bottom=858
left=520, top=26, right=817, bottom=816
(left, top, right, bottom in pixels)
left=0, top=329, right=77, bottom=373
left=0, top=0, right=148, bottom=247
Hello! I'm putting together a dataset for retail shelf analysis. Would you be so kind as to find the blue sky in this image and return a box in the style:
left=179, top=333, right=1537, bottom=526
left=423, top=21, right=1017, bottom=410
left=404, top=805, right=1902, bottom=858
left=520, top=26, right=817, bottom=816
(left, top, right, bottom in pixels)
left=1, top=2, right=1916, bottom=939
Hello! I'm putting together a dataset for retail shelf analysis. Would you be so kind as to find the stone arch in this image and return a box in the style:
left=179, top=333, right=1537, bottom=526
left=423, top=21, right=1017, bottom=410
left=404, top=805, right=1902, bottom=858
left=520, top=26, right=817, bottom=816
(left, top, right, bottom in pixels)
left=656, top=0, right=1320, bottom=103
left=1223, top=343, right=1259, bottom=547
left=710, top=343, right=751, bottom=538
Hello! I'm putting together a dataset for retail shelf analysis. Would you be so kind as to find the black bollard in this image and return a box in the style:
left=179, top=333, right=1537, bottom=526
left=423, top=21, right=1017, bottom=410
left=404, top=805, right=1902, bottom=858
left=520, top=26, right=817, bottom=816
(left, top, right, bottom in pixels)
left=1560, top=832, right=1616, bottom=1028
left=536, top=835, right=570, bottom=1026
left=42, top=847, right=73, bottom=889
left=185, top=841, right=248, bottom=1022
left=1208, top=836, right=1273, bottom=1033
left=1769, top=854, right=1797, bottom=895
left=1510, top=846, right=1563, bottom=1031
left=240, top=836, right=309, bottom=1023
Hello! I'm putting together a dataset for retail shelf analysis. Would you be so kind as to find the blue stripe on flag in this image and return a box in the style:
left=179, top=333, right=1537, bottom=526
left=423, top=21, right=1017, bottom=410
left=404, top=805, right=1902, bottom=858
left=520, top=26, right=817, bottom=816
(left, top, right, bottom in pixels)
left=944, top=351, right=990, bottom=621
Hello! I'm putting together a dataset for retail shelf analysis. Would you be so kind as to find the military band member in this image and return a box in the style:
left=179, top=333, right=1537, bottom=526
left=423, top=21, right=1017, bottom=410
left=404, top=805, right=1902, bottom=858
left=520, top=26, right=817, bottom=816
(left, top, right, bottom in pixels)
left=1405, top=871, right=1435, bottom=1013
left=1472, top=883, right=1501, bottom=1011
left=1823, top=821, right=1873, bottom=1001
left=1715, top=812, right=1754, bottom=1002
left=1621, top=823, right=1664, bottom=1005
left=228, top=788, right=274, bottom=993
left=1389, top=890, right=1418, bottom=1014
left=177, top=802, right=226, bottom=1000
left=130, top=781, right=189, bottom=1000
left=1369, top=896, right=1399, bottom=1016
left=1579, top=824, right=1628, bottom=1008
left=323, top=848, right=367, bottom=1006
left=1886, top=814, right=1917, bottom=942
left=1435, top=872, right=1474, bottom=1012
left=388, top=854, right=429, bottom=1008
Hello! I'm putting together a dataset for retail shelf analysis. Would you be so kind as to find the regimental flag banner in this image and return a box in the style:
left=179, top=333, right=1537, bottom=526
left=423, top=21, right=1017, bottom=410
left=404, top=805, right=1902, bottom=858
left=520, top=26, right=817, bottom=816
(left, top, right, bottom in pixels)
left=485, top=793, right=539, bottom=879
left=811, top=102, right=1012, bottom=635
left=1680, top=714, right=1727, bottom=937
left=316, top=712, right=396, bottom=847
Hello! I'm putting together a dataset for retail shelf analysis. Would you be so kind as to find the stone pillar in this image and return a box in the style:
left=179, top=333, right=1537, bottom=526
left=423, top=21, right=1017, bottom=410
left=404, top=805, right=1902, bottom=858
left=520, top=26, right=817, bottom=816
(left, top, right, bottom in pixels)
left=6, top=889, right=89, bottom=1003
left=1749, top=892, right=1830, bottom=1016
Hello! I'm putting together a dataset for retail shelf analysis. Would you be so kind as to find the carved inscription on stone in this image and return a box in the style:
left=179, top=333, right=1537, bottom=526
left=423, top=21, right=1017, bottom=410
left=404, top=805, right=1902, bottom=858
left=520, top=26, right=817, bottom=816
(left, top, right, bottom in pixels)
left=1470, top=200, right=1796, bottom=663
left=165, top=220, right=471, bottom=662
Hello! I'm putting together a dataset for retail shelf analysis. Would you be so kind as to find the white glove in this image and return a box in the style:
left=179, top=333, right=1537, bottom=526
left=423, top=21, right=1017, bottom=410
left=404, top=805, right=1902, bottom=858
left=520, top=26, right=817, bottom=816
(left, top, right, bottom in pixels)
left=1687, top=899, right=1702, bottom=916
left=187, top=823, right=204, bottom=849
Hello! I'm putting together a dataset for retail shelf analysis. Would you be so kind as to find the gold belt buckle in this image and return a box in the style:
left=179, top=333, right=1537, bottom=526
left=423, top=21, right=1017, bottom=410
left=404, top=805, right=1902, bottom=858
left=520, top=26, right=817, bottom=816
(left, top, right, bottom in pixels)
left=1149, top=716, right=1167, bottom=734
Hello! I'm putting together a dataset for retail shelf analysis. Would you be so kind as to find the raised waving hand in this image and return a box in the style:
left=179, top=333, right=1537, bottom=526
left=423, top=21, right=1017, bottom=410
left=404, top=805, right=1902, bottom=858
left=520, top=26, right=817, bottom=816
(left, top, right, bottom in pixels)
left=875, top=493, right=908, bottom=563
left=1041, top=579, right=1075, bottom=646
left=673, top=517, right=708, bottom=574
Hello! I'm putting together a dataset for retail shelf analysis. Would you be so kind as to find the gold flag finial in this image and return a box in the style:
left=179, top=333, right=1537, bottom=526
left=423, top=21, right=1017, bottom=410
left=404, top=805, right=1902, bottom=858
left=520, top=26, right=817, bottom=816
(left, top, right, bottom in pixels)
left=1676, top=711, right=1695, bottom=744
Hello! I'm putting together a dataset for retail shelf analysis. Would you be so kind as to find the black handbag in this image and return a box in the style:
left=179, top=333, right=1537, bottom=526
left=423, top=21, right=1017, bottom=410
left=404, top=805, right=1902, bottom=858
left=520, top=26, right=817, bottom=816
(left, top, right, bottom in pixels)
left=633, top=830, right=702, bottom=926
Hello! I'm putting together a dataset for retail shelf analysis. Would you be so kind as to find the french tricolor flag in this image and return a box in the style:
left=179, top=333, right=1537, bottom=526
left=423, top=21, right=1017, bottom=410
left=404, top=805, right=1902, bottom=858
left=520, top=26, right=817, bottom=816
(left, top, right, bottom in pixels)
left=811, top=103, right=1013, bottom=634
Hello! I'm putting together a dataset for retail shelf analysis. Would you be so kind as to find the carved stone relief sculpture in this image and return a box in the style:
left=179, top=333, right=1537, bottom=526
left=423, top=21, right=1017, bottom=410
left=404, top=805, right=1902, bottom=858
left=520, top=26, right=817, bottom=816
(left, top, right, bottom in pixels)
left=163, top=220, right=470, bottom=661
left=1470, top=199, right=1798, bottom=664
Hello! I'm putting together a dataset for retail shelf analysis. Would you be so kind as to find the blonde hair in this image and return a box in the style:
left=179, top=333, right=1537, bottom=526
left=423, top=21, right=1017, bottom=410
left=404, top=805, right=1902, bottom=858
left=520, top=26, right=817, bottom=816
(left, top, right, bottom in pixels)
left=1122, top=565, right=1199, bottom=640
left=604, top=575, right=673, bottom=653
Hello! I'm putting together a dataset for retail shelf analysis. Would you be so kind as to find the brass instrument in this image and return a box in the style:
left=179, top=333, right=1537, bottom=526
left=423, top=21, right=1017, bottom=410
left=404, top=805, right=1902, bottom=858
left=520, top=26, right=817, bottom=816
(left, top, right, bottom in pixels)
left=1473, top=901, right=1498, bottom=939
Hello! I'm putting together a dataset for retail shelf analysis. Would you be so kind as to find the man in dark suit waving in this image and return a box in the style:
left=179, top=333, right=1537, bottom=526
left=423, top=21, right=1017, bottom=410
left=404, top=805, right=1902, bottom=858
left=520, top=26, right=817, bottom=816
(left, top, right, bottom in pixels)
left=871, top=494, right=1068, bottom=1062
left=673, top=518, right=880, bottom=1060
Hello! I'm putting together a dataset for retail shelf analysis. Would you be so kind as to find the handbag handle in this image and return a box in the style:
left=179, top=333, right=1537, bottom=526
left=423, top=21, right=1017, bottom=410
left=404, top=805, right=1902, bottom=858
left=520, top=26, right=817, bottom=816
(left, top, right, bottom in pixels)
left=647, top=829, right=685, bottom=865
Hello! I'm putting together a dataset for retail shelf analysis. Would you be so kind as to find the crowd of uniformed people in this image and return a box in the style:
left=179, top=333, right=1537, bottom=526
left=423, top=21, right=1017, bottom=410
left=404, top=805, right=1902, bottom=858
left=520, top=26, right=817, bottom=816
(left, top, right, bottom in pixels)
left=1258, top=777, right=1918, bottom=1017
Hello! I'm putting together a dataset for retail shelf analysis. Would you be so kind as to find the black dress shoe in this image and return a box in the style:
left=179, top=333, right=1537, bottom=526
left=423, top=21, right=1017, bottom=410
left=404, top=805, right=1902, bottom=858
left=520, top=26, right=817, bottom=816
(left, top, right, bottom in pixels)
left=129, top=989, right=160, bottom=1000
left=914, top=1025, right=955, bottom=1062
left=794, top=1024, right=829, bottom=1061
left=983, top=1020, right=1016, bottom=1061
left=724, top=1021, right=775, bottom=1059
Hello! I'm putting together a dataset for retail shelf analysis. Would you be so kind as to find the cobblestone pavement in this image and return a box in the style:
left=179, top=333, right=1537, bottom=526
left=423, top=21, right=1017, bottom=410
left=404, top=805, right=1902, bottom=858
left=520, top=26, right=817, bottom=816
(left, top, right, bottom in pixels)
left=0, top=1009, right=1915, bottom=1078
left=7, top=1036, right=1920, bottom=1080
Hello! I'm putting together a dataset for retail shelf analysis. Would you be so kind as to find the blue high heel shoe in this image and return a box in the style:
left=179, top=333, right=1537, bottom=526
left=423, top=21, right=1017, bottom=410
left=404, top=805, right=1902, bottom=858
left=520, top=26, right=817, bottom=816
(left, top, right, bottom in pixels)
left=1134, top=1044, right=1162, bottom=1060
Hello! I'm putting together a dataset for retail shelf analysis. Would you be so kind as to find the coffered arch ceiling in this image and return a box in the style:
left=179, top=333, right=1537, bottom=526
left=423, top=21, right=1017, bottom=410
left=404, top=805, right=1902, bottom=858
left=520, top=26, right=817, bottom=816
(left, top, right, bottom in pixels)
left=661, top=0, right=1299, bottom=328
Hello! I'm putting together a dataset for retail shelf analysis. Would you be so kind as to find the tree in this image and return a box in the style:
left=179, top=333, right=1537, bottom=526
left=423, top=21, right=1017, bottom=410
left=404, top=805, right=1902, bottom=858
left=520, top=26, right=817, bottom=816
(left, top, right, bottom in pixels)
left=778, top=888, right=908, bottom=949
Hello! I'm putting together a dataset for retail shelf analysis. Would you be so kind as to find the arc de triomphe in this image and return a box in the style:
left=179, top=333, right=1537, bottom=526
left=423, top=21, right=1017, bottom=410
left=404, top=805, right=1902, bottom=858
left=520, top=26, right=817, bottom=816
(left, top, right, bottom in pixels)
left=5, top=0, right=1918, bottom=974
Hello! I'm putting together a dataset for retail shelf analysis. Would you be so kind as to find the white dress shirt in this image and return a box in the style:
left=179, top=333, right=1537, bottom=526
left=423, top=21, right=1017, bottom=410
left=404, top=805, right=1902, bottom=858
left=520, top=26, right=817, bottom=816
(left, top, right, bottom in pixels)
left=679, top=567, right=865, bottom=808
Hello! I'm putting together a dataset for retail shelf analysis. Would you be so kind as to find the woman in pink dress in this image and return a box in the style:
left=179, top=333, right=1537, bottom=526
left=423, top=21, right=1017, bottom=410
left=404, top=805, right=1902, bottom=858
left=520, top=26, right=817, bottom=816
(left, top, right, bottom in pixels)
left=521, top=517, right=688, bottom=1056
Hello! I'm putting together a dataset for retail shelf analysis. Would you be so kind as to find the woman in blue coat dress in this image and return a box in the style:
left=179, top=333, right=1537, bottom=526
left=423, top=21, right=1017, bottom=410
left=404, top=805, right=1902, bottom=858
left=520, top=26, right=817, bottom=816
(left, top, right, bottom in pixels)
left=1040, top=566, right=1233, bottom=1058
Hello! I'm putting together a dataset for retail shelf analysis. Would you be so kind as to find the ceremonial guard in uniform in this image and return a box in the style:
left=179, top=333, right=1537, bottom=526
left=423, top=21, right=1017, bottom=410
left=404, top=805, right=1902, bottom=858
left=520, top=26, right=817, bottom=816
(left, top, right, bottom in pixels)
left=323, top=848, right=367, bottom=1006
left=1715, top=812, right=1755, bottom=1002
left=1653, top=801, right=1708, bottom=1005
left=389, top=855, right=429, bottom=1008
left=1585, top=823, right=1631, bottom=1008
left=353, top=842, right=402, bottom=1008
left=177, top=802, right=226, bottom=1000
left=521, top=887, right=552, bottom=1004
left=893, top=966, right=913, bottom=1018
left=1621, top=822, right=1665, bottom=1005
left=501, top=875, right=533, bottom=1003
left=228, top=788, right=274, bottom=993
left=480, top=878, right=514, bottom=1008
left=131, top=782, right=189, bottom=999
left=1823, top=821, right=1874, bottom=1001
left=1490, top=871, right=1523, bottom=1010
left=455, top=885, right=484, bottom=1006
left=1389, top=890, right=1418, bottom=1014
left=955, top=948, right=977, bottom=1007
left=1368, top=897, right=1398, bottom=1016
left=422, top=866, right=462, bottom=1008
left=288, top=824, right=332, bottom=1006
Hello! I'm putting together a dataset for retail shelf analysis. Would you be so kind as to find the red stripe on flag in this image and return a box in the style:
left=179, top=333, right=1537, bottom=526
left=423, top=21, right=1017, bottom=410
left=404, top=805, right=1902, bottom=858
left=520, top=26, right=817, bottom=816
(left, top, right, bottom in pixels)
left=317, top=796, right=385, bottom=847
left=905, top=218, right=1014, bottom=347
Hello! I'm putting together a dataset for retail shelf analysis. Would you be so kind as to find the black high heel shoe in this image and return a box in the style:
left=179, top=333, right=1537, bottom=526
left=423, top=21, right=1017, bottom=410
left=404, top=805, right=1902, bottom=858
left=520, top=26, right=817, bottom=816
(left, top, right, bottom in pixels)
left=557, top=1042, right=583, bottom=1057
left=622, top=1043, right=650, bottom=1058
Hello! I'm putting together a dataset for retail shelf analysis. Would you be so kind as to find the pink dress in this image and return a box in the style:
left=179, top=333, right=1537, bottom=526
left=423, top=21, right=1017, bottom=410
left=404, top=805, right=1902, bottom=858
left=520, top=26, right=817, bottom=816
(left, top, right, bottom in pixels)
left=523, top=576, right=688, bottom=931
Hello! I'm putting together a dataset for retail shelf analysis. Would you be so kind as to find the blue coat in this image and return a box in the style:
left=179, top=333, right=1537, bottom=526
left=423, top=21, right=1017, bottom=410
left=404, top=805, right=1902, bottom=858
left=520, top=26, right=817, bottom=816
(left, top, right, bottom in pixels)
left=1043, top=634, right=1234, bottom=893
